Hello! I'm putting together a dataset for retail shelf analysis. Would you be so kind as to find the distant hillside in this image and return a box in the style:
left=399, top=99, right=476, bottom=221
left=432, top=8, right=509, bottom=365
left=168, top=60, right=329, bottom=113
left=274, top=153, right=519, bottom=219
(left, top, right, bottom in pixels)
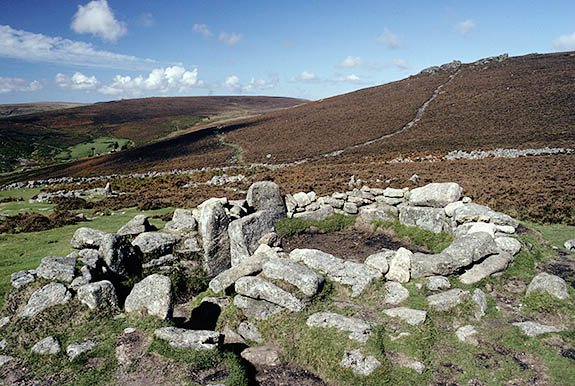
left=0, top=102, right=87, bottom=118
left=0, top=96, right=305, bottom=173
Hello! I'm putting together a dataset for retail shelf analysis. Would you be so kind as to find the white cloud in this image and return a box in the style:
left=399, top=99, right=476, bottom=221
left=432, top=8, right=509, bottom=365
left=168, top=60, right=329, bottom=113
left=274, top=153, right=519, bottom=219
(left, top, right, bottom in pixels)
left=331, top=74, right=364, bottom=84
left=98, top=66, right=199, bottom=95
left=55, top=72, right=100, bottom=90
left=224, top=75, right=240, bottom=91
left=0, top=77, right=42, bottom=94
left=138, top=13, right=155, bottom=28
left=299, top=71, right=317, bottom=81
left=219, top=31, right=242, bottom=45
left=338, top=56, right=363, bottom=68
left=392, top=59, right=409, bottom=69
left=224, top=75, right=278, bottom=93
left=0, top=25, right=158, bottom=70
left=377, top=28, right=399, bottom=49
left=553, top=32, right=575, bottom=51
left=455, top=20, right=476, bottom=36
left=71, top=0, right=127, bottom=42
left=193, top=24, right=212, bottom=38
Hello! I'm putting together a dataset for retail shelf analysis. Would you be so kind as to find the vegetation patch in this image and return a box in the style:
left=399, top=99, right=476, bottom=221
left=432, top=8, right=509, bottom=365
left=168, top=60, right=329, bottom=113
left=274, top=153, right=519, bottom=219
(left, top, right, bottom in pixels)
left=275, top=214, right=356, bottom=237
left=373, top=217, right=453, bottom=253
left=55, top=137, right=132, bottom=161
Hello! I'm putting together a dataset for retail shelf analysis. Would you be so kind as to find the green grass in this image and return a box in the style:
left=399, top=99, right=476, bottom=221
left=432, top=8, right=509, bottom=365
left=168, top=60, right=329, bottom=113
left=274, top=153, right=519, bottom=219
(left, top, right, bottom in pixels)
left=217, top=134, right=244, bottom=164
left=523, top=221, right=575, bottom=250
left=54, top=137, right=132, bottom=161
left=373, top=217, right=454, bottom=253
left=0, top=188, right=55, bottom=216
left=275, top=214, right=357, bottom=237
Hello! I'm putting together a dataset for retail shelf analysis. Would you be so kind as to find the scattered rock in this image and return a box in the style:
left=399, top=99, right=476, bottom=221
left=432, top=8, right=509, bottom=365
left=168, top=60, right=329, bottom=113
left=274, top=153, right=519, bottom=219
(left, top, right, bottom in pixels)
left=384, top=282, right=409, bottom=305
left=262, top=258, right=325, bottom=297
left=426, top=276, right=451, bottom=291
left=387, top=351, right=425, bottom=374
left=77, top=280, right=119, bottom=310
left=526, top=272, right=570, bottom=300
left=306, top=312, right=372, bottom=342
left=241, top=346, right=282, bottom=367
left=31, top=336, right=61, bottom=355
left=67, top=340, right=97, bottom=361
left=199, top=200, right=231, bottom=278
left=427, top=289, right=469, bottom=311
left=233, top=295, right=283, bottom=320
left=118, top=214, right=152, bottom=236
left=235, top=277, right=304, bottom=312
left=513, top=321, right=562, bottom=337
left=472, top=288, right=488, bottom=320
left=10, top=270, right=35, bottom=289
left=99, top=233, right=142, bottom=278
left=238, top=321, right=263, bottom=343
left=0, top=317, right=10, bottom=329
left=0, top=355, right=15, bottom=367
left=565, top=239, right=575, bottom=251
left=385, top=248, right=412, bottom=283
left=132, top=232, right=178, bottom=260
left=18, top=283, right=72, bottom=318
left=456, top=325, right=478, bottom=345
left=71, top=227, right=108, bottom=249
left=340, top=349, right=381, bottom=376
left=155, top=327, right=221, bottom=350
left=124, top=274, right=173, bottom=320
left=382, top=307, right=427, bottom=325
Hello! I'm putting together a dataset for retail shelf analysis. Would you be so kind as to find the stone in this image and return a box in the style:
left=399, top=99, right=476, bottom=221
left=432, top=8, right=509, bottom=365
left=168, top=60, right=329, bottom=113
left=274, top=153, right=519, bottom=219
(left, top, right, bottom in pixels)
left=223, top=326, right=245, bottom=345
left=234, top=295, right=283, bottom=320
left=382, top=307, right=427, bottom=325
left=199, top=200, right=231, bottom=278
left=340, top=349, right=381, bottom=376
left=376, top=196, right=404, bottom=206
left=290, top=249, right=381, bottom=297
left=235, top=277, right=303, bottom=312
left=118, top=214, right=152, bottom=236
left=77, top=280, right=119, bottom=310
left=444, top=201, right=466, bottom=217
left=142, top=254, right=178, bottom=269
left=10, top=270, right=35, bottom=289
left=383, top=188, right=405, bottom=198
left=36, top=255, right=76, bottom=282
left=263, top=258, right=325, bottom=297
left=174, top=233, right=202, bottom=256
left=440, top=232, right=500, bottom=268
left=467, top=222, right=497, bottom=238
left=241, top=346, right=281, bottom=366
left=208, top=255, right=267, bottom=294
left=526, top=273, right=570, bottom=300
left=355, top=206, right=394, bottom=232
left=304, top=202, right=320, bottom=212
left=0, top=317, right=10, bottom=329
left=67, top=340, right=96, bottom=361
left=318, top=196, right=344, bottom=209
left=132, top=232, right=178, bottom=260
left=71, top=227, right=108, bottom=249
left=79, top=249, right=101, bottom=268
left=387, top=351, right=425, bottom=374
left=70, top=265, right=94, bottom=291
left=496, top=225, right=516, bottom=234
left=258, top=232, right=280, bottom=247
left=472, top=288, right=488, bottom=320
left=408, top=182, right=462, bottom=207
left=285, top=194, right=297, bottom=214
left=237, top=321, right=263, bottom=343
left=31, top=336, right=61, bottom=355
left=364, top=251, right=392, bottom=274
left=99, top=233, right=142, bottom=278
left=399, top=206, right=453, bottom=234
left=384, top=282, right=409, bottom=305
left=292, top=192, right=312, bottom=208
left=155, top=327, right=221, bottom=350
left=293, top=205, right=334, bottom=221
left=0, top=355, right=15, bottom=367
left=19, top=283, right=72, bottom=318
left=565, top=239, right=575, bottom=251
left=427, top=289, right=469, bottom=311
left=164, top=209, right=197, bottom=234
left=246, top=181, right=286, bottom=218
left=453, top=203, right=519, bottom=228
left=385, top=248, right=412, bottom=283
left=229, top=210, right=277, bottom=267
left=306, top=312, right=372, bottom=342
left=513, top=321, right=562, bottom=337
left=426, top=276, right=451, bottom=291
left=343, top=202, right=358, bottom=214
left=456, top=325, right=478, bottom=345
left=495, top=237, right=522, bottom=256
left=459, top=252, right=513, bottom=285
left=124, top=274, right=173, bottom=320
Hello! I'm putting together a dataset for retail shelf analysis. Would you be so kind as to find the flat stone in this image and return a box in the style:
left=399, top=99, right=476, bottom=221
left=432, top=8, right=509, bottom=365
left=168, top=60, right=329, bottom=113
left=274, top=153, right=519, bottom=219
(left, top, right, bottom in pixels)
left=513, top=321, right=562, bottom=337
left=382, top=307, right=427, bottom=325
left=427, top=289, right=469, bottom=311
left=354, top=206, right=394, bottom=231
left=456, top=325, right=478, bottom=345
left=399, top=206, right=453, bottom=234
left=385, top=248, right=412, bottom=283
left=453, top=203, right=519, bottom=228
left=293, top=191, right=313, bottom=208
left=31, top=336, right=61, bottom=355
left=124, top=274, right=173, bottom=320
left=495, top=237, right=522, bottom=255
left=340, top=349, right=381, bottom=376
left=71, top=227, right=108, bottom=249
left=263, top=258, right=325, bottom=297
left=526, top=272, right=570, bottom=300
left=132, top=232, right=178, bottom=260
left=164, top=209, right=197, bottom=234
left=233, top=295, right=283, bottom=320
left=241, top=346, right=282, bottom=367
left=142, top=254, right=178, bottom=269
left=36, top=255, right=76, bottom=282
left=235, top=277, right=304, bottom=312
left=444, top=201, right=465, bottom=217
left=343, top=202, right=358, bottom=214
left=467, top=222, right=497, bottom=238
left=10, top=270, right=35, bottom=289
left=155, top=327, right=221, bottom=350
left=18, top=283, right=72, bottom=318
left=459, top=252, right=513, bottom=285
left=383, top=188, right=405, bottom=198
left=306, top=312, right=372, bottom=342
left=293, top=205, right=334, bottom=221
left=426, top=276, right=451, bottom=291
left=67, top=340, right=96, bottom=361
left=79, top=249, right=101, bottom=268
left=384, top=282, right=409, bottom=305
left=440, top=232, right=500, bottom=267
left=408, top=182, right=462, bottom=208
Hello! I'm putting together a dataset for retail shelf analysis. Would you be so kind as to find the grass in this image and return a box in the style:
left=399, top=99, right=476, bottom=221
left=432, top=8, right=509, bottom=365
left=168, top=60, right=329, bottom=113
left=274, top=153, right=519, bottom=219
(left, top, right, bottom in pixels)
left=0, top=188, right=55, bottom=217
left=54, top=137, right=132, bottom=162
left=274, top=213, right=357, bottom=237
left=217, top=133, right=244, bottom=164
left=523, top=221, right=575, bottom=250
left=373, top=216, right=454, bottom=253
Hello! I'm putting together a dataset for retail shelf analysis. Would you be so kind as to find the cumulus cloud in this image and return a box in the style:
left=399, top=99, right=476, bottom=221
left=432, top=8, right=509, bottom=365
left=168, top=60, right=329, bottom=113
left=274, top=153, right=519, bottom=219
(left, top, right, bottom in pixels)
left=553, top=32, right=575, bottom=51
left=0, top=25, right=157, bottom=70
left=224, top=75, right=240, bottom=91
left=224, top=75, right=278, bottom=93
left=338, top=56, right=363, bottom=68
left=0, top=77, right=42, bottom=94
left=71, top=0, right=127, bottom=42
left=219, top=31, right=242, bottom=45
left=193, top=24, right=212, bottom=38
left=377, top=28, right=400, bottom=49
left=299, top=71, right=317, bottom=81
left=55, top=72, right=100, bottom=90
left=455, top=20, right=476, bottom=36
left=331, top=74, right=364, bottom=84
left=392, top=59, right=409, bottom=69
left=98, top=66, right=199, bottom=95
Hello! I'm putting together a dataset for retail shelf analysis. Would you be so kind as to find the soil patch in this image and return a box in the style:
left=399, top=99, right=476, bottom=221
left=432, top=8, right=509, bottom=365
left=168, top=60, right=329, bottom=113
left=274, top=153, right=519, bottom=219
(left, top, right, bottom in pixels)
left=544, top=250, right=575, bottom=288
left=281, top=228, right=430, bottom=262
left=253, top=363, right=327, bottom=386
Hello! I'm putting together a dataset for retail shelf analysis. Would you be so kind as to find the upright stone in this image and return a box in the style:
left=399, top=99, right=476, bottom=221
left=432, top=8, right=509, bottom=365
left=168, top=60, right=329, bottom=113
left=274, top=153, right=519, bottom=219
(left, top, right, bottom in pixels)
left=246, top=181, right=286, bottom=218
left=199, top=200, right=231, bottom=278
left=228, top=211, right=276, bottom=267
left=124, top=274, right=173, bottom=320
left=99, top=233, right=142, bottom=278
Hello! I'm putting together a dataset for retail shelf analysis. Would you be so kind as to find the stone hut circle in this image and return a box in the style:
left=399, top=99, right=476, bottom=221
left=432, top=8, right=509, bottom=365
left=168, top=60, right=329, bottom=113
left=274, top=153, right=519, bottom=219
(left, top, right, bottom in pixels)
left=2, top=180, right=572, bottom=382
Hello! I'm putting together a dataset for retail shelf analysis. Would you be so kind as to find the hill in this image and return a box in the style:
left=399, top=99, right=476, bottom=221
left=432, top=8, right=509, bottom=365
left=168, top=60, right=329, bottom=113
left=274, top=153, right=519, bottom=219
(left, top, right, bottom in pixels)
left=0, top=102, right=87, bottom=118
left=0, top=96, right=305, bottom=173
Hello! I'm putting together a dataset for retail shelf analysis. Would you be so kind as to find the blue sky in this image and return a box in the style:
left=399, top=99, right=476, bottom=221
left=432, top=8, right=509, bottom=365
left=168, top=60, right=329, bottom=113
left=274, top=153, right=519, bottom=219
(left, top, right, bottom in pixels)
left=1, top=0, right=574, bottom=103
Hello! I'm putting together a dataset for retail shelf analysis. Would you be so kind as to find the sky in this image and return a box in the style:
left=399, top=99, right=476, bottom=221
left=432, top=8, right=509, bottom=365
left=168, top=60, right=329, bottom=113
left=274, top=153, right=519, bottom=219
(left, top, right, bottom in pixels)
left=1, top=0, right=574, bottom=103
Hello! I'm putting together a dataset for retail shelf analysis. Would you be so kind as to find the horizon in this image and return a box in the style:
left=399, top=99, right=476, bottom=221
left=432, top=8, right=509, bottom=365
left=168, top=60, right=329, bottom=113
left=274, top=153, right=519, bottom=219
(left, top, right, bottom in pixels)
left=1, top=0, right=575, bottom=104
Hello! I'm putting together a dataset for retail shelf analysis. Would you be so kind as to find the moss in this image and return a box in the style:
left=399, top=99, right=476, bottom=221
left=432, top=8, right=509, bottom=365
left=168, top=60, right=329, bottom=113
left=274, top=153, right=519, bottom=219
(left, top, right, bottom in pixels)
left=372, top=217, right=453, bottom=253
left=275, top=214, right=356, bottom=237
